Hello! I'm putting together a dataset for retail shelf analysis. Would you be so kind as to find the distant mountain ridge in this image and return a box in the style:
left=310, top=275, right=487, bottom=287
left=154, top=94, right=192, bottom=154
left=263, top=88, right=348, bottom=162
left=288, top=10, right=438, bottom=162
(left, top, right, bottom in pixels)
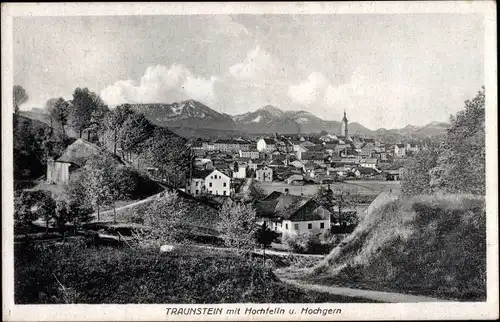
left=131, top=100, right=237, bottom=130
left=25, top=99, right=450, bottom=139
left=132, top=100, right=449, bottom=139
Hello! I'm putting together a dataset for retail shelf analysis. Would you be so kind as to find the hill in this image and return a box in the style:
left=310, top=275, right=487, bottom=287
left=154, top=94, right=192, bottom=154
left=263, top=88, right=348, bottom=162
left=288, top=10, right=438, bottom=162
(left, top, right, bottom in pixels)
left=306, top=194, right=486, bottom=301
left=18, top=110, right=79, bottom=138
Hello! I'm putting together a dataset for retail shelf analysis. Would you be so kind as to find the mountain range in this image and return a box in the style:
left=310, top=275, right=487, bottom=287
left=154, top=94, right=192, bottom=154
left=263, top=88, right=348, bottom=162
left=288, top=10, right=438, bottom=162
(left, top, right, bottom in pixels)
left=130, top=100, right=450, bottom=140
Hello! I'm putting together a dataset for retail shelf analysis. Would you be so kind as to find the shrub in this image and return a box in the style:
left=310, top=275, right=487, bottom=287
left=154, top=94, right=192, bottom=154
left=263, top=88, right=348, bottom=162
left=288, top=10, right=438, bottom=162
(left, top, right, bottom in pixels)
left=283, top=232, right=330, bottom=254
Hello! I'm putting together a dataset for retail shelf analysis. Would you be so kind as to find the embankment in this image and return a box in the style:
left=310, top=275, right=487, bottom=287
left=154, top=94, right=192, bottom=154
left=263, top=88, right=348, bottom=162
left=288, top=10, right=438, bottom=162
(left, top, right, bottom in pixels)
left=307, top=194, right=486, bottom=301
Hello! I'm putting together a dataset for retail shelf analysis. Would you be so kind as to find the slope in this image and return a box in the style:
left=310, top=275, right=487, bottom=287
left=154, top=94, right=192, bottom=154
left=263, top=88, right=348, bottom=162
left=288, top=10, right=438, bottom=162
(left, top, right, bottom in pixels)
left=305, top=193, right=486, bottom=301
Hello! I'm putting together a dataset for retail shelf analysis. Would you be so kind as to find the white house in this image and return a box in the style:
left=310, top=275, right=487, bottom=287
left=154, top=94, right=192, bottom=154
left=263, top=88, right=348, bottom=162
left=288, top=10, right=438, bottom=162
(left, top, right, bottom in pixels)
left=406, top=143, right=420, bottom=153
left=256, top=166, right=273, bottom=182
left=255, top=192, right=331, bottom=235
left=359, top=158, right=378, bottom=169
left=257, top=138, right=276, bottom=152
left=239, top=150, right=260, bottom=159
left=394, top=144, right=406, bottom=157
left=232, top=165, right=247, bottom=179
left=186, top=169, right=231, bottom=196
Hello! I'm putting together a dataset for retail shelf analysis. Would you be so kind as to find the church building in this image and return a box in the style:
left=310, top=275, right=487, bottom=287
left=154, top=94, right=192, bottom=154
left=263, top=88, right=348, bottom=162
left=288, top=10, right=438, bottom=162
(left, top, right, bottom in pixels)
left=340, top=110, right=348, bottom=137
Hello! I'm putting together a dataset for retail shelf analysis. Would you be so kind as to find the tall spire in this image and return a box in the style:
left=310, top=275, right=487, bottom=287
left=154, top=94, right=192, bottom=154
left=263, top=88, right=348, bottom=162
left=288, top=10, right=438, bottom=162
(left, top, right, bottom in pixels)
left=340, top=109, right=348, bottom=137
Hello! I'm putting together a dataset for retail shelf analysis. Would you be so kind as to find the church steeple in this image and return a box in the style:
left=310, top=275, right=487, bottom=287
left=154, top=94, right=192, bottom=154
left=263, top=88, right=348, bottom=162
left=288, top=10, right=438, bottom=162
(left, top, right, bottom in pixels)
left=340, top=110, right=348, bottom=137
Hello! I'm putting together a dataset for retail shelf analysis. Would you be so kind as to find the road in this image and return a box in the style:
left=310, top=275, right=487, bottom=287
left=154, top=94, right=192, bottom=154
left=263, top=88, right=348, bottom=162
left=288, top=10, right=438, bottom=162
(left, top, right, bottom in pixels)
left=280, top=279, right=453, bottom=303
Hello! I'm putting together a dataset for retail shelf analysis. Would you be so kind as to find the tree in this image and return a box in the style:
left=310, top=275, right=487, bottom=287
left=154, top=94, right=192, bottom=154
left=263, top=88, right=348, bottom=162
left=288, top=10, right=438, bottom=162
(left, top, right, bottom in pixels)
left=45, top=98, right=59, bottom=130
left=314, top=184, right=355, bottom=227
left=401, top=148, right=440, bottom=196
left=100, top=104, right=134, bottom=155
left=66, top=178, right=93, bottom=231
left=29, top=190, right=56, bottom=234
left=138, top=191, right=187, bottom=247
left=145, top=128, right=189, bottom=186
left=429, top=87, right=485, bottom=195
left=398, top=87, right=486, bottom=196
left=14, top=191, right=38, bottom=237
left=119, top=113, right=155, bottom=161
left=80, top=154, right=115, bottom=221
left=255, top=221, right=276, bottom=265
left=50, top=98, right=70, bottom=133
left=217, top=201, right=257, bottom=253
left=87, top=100, right=109, bottom=142
left=13, top=85, right=29, bottom=114
left=108, top=166, right=135, bottom=223
left=54, top=194, right=71, bottom=238
left=69, top=88, right=103, bottom=138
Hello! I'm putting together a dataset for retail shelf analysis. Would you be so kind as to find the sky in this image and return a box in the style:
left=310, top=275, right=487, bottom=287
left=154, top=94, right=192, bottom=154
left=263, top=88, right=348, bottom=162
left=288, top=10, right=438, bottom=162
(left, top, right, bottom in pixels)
left=14, top=14, right=484, bottom=130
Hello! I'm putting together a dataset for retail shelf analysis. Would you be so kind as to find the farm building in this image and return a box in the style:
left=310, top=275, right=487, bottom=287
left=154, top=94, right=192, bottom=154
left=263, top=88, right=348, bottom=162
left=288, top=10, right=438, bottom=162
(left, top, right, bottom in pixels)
left=46, top=139, right=120, bottom=184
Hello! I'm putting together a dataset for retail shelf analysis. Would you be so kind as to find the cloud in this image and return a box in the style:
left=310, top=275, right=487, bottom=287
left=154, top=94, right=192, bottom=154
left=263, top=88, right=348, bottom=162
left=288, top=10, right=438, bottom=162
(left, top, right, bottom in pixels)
left=287, top=72, right=328, bottom=105
left=100, top=64, right=217, bottom=106
left=323, top=66, right=425, bottom=129
left=228, top=44, right=273, bottom=80
left=212, top=16, right=250, bottom=37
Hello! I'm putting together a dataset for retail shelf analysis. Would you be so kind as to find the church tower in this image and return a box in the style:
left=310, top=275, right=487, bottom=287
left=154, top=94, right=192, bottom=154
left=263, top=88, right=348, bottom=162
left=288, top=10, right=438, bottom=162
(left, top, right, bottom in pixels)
left=340, top=110, right=348, bottom=137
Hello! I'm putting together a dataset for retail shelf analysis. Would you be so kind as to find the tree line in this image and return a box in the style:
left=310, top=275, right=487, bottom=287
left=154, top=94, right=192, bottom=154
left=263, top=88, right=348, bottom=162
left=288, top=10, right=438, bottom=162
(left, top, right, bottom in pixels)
left=401, top=87, right=485, bottom=196
left=13, top=85, right=190, bottom=184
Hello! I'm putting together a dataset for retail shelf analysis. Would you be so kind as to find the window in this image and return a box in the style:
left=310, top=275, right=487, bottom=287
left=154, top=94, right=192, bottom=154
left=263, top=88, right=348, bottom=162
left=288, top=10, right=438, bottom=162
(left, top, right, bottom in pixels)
left=294, top=224, right=299, bottom=231
left=195, top=190, right=199, bottom=195
left=209, top=190, right=212, bottom=194
left=223, top=182, right=227, bottom=187
left=308, top=223, right=312, bottom=230
left=223, top=191, right=226, bottom=196
left=320, top=223, right=324, bottom=229
left=196, top=181, right=199, bottom=186
left=285, top=224, right=288, bottom=230
left=209, top=182, right=212, bottom=187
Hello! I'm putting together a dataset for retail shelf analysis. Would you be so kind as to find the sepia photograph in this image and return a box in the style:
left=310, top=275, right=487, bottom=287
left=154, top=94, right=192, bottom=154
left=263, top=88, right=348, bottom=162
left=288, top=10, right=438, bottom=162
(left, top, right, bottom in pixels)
left=2, top=2, right=498, bottom=321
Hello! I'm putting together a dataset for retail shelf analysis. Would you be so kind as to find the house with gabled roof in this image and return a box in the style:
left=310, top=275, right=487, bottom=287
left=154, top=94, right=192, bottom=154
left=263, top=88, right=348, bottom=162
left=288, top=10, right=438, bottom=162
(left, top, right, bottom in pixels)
left=257, top=138, right=277, bottom=152
left=186, top=168, right=231, bottom=196
left=46, top=138, right=123, bottom=184
left=255, top=191, right=331, bottom=235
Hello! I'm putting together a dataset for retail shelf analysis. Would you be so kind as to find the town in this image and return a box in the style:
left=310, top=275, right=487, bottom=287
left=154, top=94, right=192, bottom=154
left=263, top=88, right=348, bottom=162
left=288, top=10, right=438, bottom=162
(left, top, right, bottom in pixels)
left=10, top=11, right=488, bottom=309
left=42, top=109, right=415, bottom=239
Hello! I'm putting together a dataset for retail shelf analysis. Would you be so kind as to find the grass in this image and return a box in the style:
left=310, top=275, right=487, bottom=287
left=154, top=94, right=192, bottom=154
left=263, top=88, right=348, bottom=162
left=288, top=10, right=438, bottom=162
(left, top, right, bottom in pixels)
left=14, top=241, right=376, bottom=304
left=305, top=193, right=486, bottom=301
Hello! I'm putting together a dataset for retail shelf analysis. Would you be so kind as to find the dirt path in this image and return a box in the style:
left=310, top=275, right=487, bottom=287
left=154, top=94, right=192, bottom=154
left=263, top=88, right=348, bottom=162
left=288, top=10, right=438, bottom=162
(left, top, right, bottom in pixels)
left=280, top=278, right=453, bottom=303
left=90, top=191, right=165, bottom=222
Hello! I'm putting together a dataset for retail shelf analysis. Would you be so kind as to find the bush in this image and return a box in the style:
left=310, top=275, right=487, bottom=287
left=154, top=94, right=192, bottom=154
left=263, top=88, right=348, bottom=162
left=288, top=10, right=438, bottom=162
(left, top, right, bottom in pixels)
left=283, top=232, right=331, bottom=254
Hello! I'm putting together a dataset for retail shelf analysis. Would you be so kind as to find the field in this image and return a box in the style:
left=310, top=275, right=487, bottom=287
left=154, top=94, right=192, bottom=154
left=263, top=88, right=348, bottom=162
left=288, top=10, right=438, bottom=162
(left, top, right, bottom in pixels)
left=14, top=241, right=377, bottom=304
left=256, top=180, right=401, bottom=197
